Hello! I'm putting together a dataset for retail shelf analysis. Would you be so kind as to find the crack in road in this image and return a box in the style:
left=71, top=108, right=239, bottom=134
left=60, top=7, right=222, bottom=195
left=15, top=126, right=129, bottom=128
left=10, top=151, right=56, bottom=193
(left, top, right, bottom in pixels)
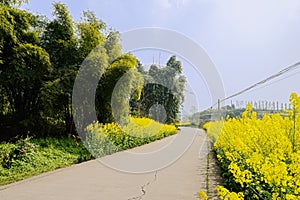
left=127, top=171, right=158, bottom=200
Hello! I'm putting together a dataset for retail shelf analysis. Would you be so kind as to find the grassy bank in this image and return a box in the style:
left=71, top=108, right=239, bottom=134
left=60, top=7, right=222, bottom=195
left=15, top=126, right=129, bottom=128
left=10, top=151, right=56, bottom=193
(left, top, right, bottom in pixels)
left=0, top=137, right=92, bottom=186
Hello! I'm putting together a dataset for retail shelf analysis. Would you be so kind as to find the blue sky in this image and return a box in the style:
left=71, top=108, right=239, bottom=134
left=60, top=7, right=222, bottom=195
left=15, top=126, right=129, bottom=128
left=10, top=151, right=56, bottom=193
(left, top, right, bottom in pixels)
left=22, top=0, right=300, bottom=112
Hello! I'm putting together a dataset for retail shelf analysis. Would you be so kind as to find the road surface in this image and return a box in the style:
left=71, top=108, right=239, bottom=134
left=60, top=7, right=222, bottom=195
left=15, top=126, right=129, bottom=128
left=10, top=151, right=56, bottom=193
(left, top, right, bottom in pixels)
left=0, top=127, right=221, bottom=200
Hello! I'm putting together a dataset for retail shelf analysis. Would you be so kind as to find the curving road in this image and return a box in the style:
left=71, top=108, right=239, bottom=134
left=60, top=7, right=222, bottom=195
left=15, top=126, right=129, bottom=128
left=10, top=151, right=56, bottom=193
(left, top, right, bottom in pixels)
left=0, top=128, right=221, bottom=200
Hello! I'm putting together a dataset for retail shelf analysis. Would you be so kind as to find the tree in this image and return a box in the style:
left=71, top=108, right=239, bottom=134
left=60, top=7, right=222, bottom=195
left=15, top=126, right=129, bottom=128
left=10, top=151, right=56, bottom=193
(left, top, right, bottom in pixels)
left=41, top=3, right=138, bottom=134
left=1, top=1, right=175, bottom=140
left=42, top=2, right=77, bottom=70
left=96, top=54, right=143, bottom=124
left=166, top=55, right=182, bottom=73
left=104, top=31, right=121, bottom=64
left=77, top=10, right=106, bottom=63
left=137, top=56, right=186, bottom=124
left=0, top=0, right=28, bottom=7
left=0, top=4, right=52, bottom=134
left=39, top=3, right=80, bottom=134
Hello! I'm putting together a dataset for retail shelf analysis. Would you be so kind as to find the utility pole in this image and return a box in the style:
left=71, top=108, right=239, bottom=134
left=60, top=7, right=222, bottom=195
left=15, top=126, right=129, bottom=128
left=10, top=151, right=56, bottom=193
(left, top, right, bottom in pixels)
left=218, top=99, right=220, bottom=111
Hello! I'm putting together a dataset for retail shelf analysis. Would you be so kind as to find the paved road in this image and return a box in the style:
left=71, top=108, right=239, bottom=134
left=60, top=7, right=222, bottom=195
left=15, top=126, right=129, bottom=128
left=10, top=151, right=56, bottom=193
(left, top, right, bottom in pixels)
left=0, top=128, right=215, bottom=200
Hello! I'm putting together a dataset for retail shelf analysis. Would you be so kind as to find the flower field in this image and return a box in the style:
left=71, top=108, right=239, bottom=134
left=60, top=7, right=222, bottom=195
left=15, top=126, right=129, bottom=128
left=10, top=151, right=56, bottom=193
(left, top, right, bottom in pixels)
left=84, top=117, right=177, bottom=157
left=205, top=93, right=300, bottom=199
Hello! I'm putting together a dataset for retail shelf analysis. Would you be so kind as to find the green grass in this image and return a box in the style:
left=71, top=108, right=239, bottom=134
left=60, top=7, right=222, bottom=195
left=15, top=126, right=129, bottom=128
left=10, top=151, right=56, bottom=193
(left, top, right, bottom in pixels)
left=0, top=137, right=92, bottom=186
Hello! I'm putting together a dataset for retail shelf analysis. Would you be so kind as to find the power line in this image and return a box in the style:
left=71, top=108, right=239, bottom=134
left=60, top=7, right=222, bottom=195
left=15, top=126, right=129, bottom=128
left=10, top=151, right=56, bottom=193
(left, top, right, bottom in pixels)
left=238, top=70, right=300, bottom=95
left=220, top=61, right=300, bottom=103
left=204, top=61, right=300, bottom=111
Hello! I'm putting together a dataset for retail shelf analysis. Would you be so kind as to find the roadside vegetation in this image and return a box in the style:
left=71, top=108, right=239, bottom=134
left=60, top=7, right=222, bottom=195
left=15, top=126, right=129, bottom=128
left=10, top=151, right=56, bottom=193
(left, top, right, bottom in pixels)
left=205, top=93, right=300, bottom=199
left=0, top=0, right=185, bottom=185
left=0, top=117, right=177, bottom=185
left=0, top=137, right=91, bottom=185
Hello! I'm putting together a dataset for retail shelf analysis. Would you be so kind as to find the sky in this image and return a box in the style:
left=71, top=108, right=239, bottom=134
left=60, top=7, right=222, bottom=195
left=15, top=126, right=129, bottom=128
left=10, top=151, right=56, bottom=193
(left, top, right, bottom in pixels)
left=22, top=0, right=300, bottom=112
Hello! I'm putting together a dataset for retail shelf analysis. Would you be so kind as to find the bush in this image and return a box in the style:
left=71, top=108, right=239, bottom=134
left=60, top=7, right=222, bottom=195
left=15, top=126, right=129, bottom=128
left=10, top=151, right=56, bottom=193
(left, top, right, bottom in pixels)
left=1, top=137, right=36, bottom=169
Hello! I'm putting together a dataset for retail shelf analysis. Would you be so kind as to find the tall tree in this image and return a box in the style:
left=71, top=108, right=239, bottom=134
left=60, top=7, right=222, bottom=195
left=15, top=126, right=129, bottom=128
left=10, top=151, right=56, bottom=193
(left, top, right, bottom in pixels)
left=77, top=10, right=106, bottom=63
left=41, top=4, right=127, bottom=133
left=0, top=3, right=51, bottom=134
left=40, top=3, right=79, bottom=134
left=137, top=56, right=186, bottom=124
left=104, top=31, right=122, bottom=64
left=96, top=54, right=143, bottom=124
left=41, top=2, right=77, bottom=70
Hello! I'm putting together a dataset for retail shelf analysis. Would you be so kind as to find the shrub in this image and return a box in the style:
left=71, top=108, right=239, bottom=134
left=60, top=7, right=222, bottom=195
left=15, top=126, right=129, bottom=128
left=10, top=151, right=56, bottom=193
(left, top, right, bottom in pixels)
left=1, top=137, right=36, bottom=169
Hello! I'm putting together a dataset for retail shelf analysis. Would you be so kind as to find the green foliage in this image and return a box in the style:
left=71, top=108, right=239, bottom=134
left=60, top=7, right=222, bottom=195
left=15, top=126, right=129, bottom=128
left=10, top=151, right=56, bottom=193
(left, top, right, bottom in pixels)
left=166, top=55, right=183, bottom=73
left=38, top=3, right=125, bottom=135
left=134, top=56, right=186, bottom=124
left=104, top=31, right=122, bottom=64
left=77, top=10, right=106, bottom=62
left=0, top=0, right=28, bottom=7
left=85, top=123, right=119, bottom=157
left=42, top=2, right=77, bottom=69
left=0, top=2, right=108, bottom=137
left=0, top=4, right=52, bottom=133
left=1, top=137, right=36, bottom=169
left=0, top=137, right=92, bottom=185
left=0, top=1, right=177, bottom=143
left=190, top=106, right=245, bottom=128
left=96, top=54, right=143, bottom=124
left=0, top=2, right=185, bottom=187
